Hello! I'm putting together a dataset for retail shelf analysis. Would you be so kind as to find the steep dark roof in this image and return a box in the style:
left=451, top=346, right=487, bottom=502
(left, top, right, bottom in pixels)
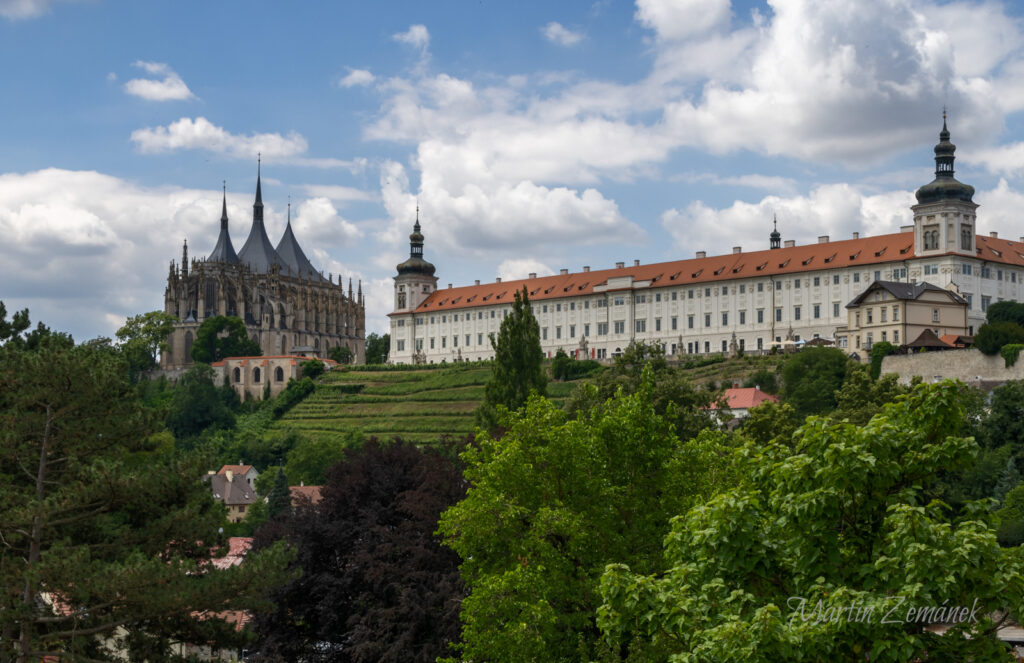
left=906, top=328, right=954, bottom=349
left=237, top=165, right=283, bottom=273
left=275, top=205, right=324, bottom=281
left=208, top=186, right=239, bottom=264
left=846, top=280, right=967, bottom=309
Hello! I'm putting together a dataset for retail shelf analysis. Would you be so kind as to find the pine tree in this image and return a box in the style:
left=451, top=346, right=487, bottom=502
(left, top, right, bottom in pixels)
left=267, top=468, right=292, bottom=519
left=476, top=286, right=547, bottom=429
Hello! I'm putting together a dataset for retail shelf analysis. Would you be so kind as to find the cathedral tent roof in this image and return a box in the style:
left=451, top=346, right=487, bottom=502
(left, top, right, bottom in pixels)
left=275, top=205, right=325, bottom=281
left=208, top=186, right=239, bottom=264
left=237, top=164, right=283, bottom=273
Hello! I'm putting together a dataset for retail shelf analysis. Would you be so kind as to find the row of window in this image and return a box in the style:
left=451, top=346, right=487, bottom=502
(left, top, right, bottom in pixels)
left=232, top=366, right=286, bottom=384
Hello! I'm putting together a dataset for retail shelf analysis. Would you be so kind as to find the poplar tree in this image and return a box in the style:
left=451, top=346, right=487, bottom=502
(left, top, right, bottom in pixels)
left=476, top=286, right=546, bottom=430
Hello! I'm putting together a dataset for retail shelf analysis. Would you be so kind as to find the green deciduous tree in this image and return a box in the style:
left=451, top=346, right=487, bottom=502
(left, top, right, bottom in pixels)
left=476, top=286, right=546, bottom=429
left=165, top=363, right=239, bottom=443
left=0, top=341, right=292, bottom=662
left=995, top=484, right=1024, bottom=546
left=190, top=315, right=262, bottom=364
left=328, top=344, right=353, bottom=365
left=831, top=367, right=908, bottom=426
left=986, top=301, right=1024, bottom=327
left=115, top=310, right=177, bottom=379
left=364, top=332, right=390, bottom=365
left=740, top=400, right=799, bottom=446
left=301, top=359, right=325, bottom=379
left=599, top=381, right=1023, bottom=662
left=869, top=340, right=897, bottom=379
left=441, top=367, right=743, bottom=662
left=283, top=430, right=363, bottom=486
left=975, top=321, right=1024, bottom=356
left=977, top=380, right=1024, bottom=454
left=781, top=346, right=851, bottom=418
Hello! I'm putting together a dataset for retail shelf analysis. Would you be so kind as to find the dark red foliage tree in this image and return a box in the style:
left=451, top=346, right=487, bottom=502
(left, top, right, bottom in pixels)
left=249, top=437, right=467, bottom=663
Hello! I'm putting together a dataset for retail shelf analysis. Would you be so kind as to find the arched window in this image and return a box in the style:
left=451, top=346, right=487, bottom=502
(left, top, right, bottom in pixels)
left=924, top=229, right=939, bottom=251
left=314, top=338, right=320, bottom=350
left=233, top=367, right=241, bottom=383
left=275, top=366, right=284, bottom=382
left=281, top=336, right=287, bottom=354
left=253, top=367, right=261, bottom=383
left=961, top=226, right=973, bottom=251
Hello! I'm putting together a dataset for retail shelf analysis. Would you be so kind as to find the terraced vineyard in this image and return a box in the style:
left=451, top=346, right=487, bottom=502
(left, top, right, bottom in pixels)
left=271, top=363, right=578, bottom=445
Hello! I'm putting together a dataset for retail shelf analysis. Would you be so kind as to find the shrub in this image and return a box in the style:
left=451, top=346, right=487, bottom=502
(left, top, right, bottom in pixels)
left=1001, top=344, right=1024, bottom=368
left=301, top=359, right=325, bottom=379
left=273, top=377, right=316, bottom=418
left=975, top=321, right=1024, bottom=356
left=869, top=341, right=897, bottom=379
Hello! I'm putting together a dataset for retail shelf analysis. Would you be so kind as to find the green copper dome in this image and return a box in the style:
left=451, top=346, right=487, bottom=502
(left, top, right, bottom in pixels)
left=915, top=116, right=975, bottom=205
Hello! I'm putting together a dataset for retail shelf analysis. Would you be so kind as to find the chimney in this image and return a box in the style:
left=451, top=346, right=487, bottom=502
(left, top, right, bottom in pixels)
left=818, top=235, right=829, bottom=243
left=784, top=240, right=795, bottom=248
left=528, top=273, right=537, bottom=279
left=225, top=470, right=233, bottom=483
left=496, top=277, right=502, bottom=283
left=474, top=279, right=480, bottom=286
left=696, top=251, right=706, bottom=259
left=732, top=246, right=742, bottom=254
left=560, top=268, right=568, bottom=275
left=990, top=231, right=998, bottom=238
left=583, top=266, right=590, bottom=272
left=447, top=283, right=452, bottom=289
left=615, top=261, right=625, bottom=269
left=1019, top=236, right=1024, bottom=243
left=900, top=225, right=913, bottom=233
left=852, top=232, right=859, bottom=239
left=633, top=259, right=640, bottom=266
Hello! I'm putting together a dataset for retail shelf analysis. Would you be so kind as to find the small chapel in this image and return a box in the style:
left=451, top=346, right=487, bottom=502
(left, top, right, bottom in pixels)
left=160, top=164, right=365, bottom=369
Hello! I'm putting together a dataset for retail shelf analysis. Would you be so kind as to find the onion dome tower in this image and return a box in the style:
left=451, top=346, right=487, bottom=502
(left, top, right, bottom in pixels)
left=912, top=113, right=978, bottom=257
left=393, top=207, right=437, bottom=312
left=769, top=214, right=781, bottom=250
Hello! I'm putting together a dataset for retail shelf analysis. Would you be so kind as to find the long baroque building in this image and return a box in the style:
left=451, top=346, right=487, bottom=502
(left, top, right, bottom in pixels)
left=388, top=119, right=1024, bottom=364
left=162, top=167, right=365, bottom=369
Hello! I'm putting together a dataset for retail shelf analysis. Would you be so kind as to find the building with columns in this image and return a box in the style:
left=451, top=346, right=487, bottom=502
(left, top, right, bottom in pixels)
left=388, top=118, right=1024, bottom=364
left=161, top=167, right=365, bottom=369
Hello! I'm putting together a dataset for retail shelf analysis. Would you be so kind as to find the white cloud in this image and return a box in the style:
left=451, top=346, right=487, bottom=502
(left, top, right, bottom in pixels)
left=967, top=141, right=1024, bottom=178
left=339, top=68, right=375, bottom=88
left=123, top=60, right=195, bottom=101
left=660, top=184, right=918, bottom=257
left=130, top=117, right=307, bottom=160
left=542, top=21, right=584, bottom=46
left=497, top=259, right=555, bottom=282
left=673, top=172, right=799, bottom=194
left=634, top=0, right=732, bottom=41
left=393, top=24, right=430, bottom=50
left=292, top=197, right=363, bottom=247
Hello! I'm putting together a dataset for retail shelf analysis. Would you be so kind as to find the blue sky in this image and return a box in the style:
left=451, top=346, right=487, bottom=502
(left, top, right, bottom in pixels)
left=4, top=0, right=1024, bottom=340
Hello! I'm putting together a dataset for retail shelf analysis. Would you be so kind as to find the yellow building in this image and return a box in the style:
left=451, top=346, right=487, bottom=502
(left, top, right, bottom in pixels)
left=842, top=281, right=969, bottom=350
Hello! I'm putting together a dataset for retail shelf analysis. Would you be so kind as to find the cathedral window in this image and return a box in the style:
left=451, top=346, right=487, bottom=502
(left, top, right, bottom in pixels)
left=275, top=367, right=284, bottom=382
left=233, top=367, right=241, bottom=383
left=253, top=368, right=261, bottom=383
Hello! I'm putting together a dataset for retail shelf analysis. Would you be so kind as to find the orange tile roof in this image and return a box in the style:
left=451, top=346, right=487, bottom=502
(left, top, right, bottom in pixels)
left=210, top=537, right=253, bottom=570
left=398, top=233, right=1024, bottom=315
left=211, top=354, right=339, bottom=367
left=290, top=485, right=323, bottom=505
left=709, top=387, right=779, bottom=411
left=218, top=464, right=255, bottom=476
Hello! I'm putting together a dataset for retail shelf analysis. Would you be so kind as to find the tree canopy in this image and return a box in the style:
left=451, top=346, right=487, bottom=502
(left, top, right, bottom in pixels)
left=165, top=363, right=239, bottom=443
left=986, top=300, right=1024, bottom=327
left=975, top=321, right=1024, bottom=356
left=190, top=315, right=262, bottom=363
left=0, top=340, right=291, bottom=661
left=599, top=381, right=1023, bottom=662
left=116, top=310, right=176, bottom=379
left=364, top=332, right=389, bottom=365
left=781, top=346, right=851, bottom=418
left=476, top=286, right=546, bottom=429
left=251, top=439, right=466, bottom=663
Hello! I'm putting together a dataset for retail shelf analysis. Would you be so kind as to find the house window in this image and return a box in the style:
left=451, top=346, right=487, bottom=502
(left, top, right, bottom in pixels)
left=542, top=305, right=548, bottom=313
left=542, top=328, right=548, bottom=340
left=688, top=315, right=694, bottom=329
left=757, top=310, right=764, bottom=324
left=635, top=320, right=646, bottom=333
left=757, top=283, right=764, bottom=292
left=757, top=338, right=763, bottom=350
left=655, top=318, right=661, bottom=332
left=490, top=310, right=495, bottom=318
left=398, top=340, right=406, bottom=351
left=874, top=270, right=881, bottom=282
left=813, top=277, right=820, bottom=286
left=881, top=308, right=887, bottom=323
left=923, top=228, right=939, bottom=250
left=894, top=330, right=899, bottom=343
left=982, top=266, right=991, bottom=279
left=570, top=325, right=575, bottom=338
left=466, top=334, right=471, bottom=346
left=233, top=367, right=241, bottom=383
left=614, top=321, right=625, bottom=334
left=833, top=274, right=840, bottom=285
left=705, top=314, right=711, bottom=327
left=253, top=368, right=261, bottom=383
left=614, top=297, right=625, bottom=306
left=570, top=302, right=575, bottom=310
left=794, top=306, right=801, bottom=321
left=932, top=309, right=940, bottom=322
left=672, top=292, right=678, bottom=301
left=688, top=289, right=694, bottom=299
left=867, top=309, right=873, bottom=324
left=705, top=288, right=711, bottom=297
left=275, top=366, right=284, bottom=382
left=598, top=322, right=608, bottom=335
left=813, top=304, right=820, bottom=319
left=721, top=286, right=728, bottom=295
left=833, top=303, right=840, bottom=317
left=430, top=338, right=435, bottom=349
left=704, top=341, right=710, bottom=353
left=722, top=340, right=728, bottom=352
left=556, top=326, right=562, bottom=339
left=853, top=273, right=860, bottom=283
left=739, top=284, right=746, bottom=293
left=893, top=306, right=899, bottom=321
left=416, top=339, right=423, bottom=351
left=739, top=311, right=746, bottom=325
left=882, top=331, right=887, bottom=342
left=442, top=337, right=446, bottom=348
left=965, top=294, right=973, bottom=309
left=775, top=308, right=782, bottom=322
left=982, top=296, right=991, bottom=312
left=584, top=324, right=590, bottom=336
left=924, top=264, right=938, bottom=276
left=655, top=293, right=661, bottom=302
left=635, top=295, right=646, bottom=304
left=962, top=263, right=973, bottom=276
left=722, top=312, right=728, bottom=326
left=794, top=279, right=801, bottom=289
left=671, top=317, right=678, bottom=330
left=556, top=303, right=562, bottom=311
left=775, top=281, right=782, bottom=290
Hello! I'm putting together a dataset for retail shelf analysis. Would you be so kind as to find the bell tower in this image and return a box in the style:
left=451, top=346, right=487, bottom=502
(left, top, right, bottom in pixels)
left=912, top=113, right=978, bottom=258
left=393, top=207, right=438, bottom=312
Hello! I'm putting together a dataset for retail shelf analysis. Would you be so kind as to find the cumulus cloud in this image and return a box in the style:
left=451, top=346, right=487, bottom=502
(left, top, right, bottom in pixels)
left=660, top=184, right=918, bottom=257
left=542, top=21, right=584, bottom=46
left=393, top=24, right=430, bottom=50
left=339, top=68, right=375, bottom=88
left=300, top=184, right=375, bottom=203
left=123, top=60, right=195, bottom=101
left=292, top=197, right=363, bottom=247
left=497, top=258, right=555, bottom=282
left=634, top=0, right=732, bottom=41
left=131, top=116, right=307, bottom=160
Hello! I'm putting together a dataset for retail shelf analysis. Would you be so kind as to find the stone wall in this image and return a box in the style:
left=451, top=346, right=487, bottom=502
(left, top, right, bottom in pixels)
left=881, top=349, right=1024, bottom=387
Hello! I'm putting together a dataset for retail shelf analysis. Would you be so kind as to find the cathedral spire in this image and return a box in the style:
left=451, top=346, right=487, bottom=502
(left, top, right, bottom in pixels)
left=253, top=153, right=263, bottom=223
left=208, top=181, right=240, bottom=264
left=182, top=238, right=189, bottom=277
left=220, top=180, right=228, bottom=231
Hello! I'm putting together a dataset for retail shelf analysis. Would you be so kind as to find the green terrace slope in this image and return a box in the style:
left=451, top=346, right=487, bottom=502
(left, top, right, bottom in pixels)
left=272, top=364, right=578, bottom=445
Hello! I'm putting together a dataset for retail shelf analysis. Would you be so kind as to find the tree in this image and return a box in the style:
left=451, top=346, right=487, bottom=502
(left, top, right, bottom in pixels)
left=995, top=484, right=1024, bottom=546
left=328, top=344, right=353, bottom=365
left=869, top=340, right=897, bottom=379
left=476, top=286, right=546, bottom=429
left=190, top=315, right=262, bottom=363
left=742, top=367, right=779, bottom=394
left=440, top=368, right=743, bottom=662
left=116, top=311, right=176, bottom=379
left=567, top=341, right=721, bottom=442
left=0, top=341, right=292, bottom=661
left=283, top=430, right=363, bottom=486
left=250, top=439, right=466, bottom=663
left=550, top=347, right=571, bottom=381
left=781, top=346, right=850, bottom=418
left=599, top=381, right=1023, bottom=662
left=974, top=321, right=1024, bottom=356
left=364, top=332, right=390, bottom=365
left=267, top=468, right=292, bottom=519
left=976, top=380, right=1024, bottom=454
left=165, top=363, right=238, bottom=443
left=301, top=358, right=325, bottom=379
left=740, top=399, right=799, bottom=445
left=986, top=300, right=1024, bottom=327
left=831, top=367, right=908, bottom=426
left=0, top=300, right=30, bottom=343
